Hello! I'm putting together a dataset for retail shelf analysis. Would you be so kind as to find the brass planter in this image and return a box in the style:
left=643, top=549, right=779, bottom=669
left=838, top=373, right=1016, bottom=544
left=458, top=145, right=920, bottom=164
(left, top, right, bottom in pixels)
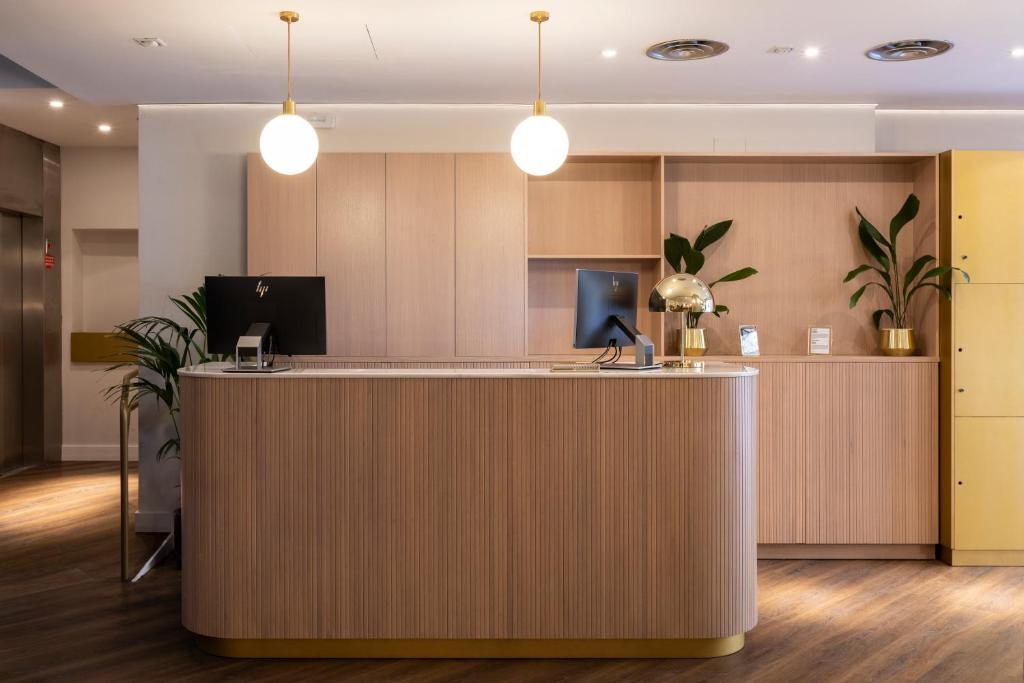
left=684, top=328, right=708, bottom=356
left=879, top=328, right=916, bottom=357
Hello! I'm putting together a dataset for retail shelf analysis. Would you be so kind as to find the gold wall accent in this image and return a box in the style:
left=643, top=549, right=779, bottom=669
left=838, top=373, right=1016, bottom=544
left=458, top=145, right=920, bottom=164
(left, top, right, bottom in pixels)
left=69, top=331, right=133, bottom=364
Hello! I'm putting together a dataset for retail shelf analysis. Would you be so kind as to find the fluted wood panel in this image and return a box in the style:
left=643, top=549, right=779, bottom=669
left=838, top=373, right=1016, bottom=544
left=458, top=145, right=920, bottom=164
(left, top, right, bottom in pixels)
left=806, top=362, right=938, bottom=544
left=181, top=374, right=757, bottom=641
left=181, top=378, right=257, bottom=638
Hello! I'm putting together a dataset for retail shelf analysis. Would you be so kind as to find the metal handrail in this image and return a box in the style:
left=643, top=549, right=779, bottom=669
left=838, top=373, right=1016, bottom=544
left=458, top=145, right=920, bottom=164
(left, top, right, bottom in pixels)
left=119, top=369, right=138, bottom=582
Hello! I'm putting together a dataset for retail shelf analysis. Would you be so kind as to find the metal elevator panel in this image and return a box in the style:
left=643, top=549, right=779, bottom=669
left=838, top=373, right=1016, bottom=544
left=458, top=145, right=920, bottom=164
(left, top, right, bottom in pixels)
left=0, top=212, right=23, bottom=473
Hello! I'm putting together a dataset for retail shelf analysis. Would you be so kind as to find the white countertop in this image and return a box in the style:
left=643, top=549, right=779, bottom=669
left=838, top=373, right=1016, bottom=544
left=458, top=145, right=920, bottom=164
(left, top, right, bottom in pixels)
left=180, top=361, right=758, bottom=379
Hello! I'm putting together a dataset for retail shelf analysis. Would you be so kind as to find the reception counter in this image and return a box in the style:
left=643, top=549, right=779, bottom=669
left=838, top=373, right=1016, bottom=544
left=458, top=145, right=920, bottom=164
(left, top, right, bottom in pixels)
left=179, top=362, right=758, bottom=658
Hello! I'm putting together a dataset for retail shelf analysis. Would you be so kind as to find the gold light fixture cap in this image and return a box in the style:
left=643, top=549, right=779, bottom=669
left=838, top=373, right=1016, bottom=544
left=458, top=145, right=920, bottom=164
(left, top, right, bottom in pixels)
left=282, top=98, right=296, bottom=115
left=532, top=99, right=546, bottom=116
left=530, top=10, right=550, bottom=23
left=279, top=10, right=299, bottom=23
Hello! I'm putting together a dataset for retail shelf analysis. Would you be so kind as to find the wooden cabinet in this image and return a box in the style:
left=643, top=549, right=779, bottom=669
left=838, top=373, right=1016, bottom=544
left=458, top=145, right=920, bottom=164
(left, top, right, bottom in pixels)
left=385, top=154, right=455, bottom=357
left=454, top=154, right=526, bottom=357
left=941, top=150, right=1024, bottom=565
left=953, top=418, right=1024, bottom=550
left=953, top=284, right=1024, bottom=416
left=247, top=154, right=316, bottom=276
left=316, top=154, right=387, bottom=356
left=949, top=151, right=1024, bottom=284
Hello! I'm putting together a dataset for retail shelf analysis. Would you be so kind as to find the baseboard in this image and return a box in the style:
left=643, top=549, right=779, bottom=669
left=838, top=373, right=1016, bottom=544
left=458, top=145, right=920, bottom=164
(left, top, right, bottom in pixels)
left=940, top=546, right=1024, bottom=566
left=135, top=509, right=174, bottom=533
left=758, top=544, right=937, bottom=560
left=62, top=444, right=138, bottom=462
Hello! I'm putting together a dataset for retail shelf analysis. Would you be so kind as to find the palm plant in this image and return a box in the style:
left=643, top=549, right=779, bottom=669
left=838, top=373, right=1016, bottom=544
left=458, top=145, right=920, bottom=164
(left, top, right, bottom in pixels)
left=105, top=286, right=225, bottom=459
left=664, top=219, right=758, bottom=327
left=844, top=193, right=969, bottom=328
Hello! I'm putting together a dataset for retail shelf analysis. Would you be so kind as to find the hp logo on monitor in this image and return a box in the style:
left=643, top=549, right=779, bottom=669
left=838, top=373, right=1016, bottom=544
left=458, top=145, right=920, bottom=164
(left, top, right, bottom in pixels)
left=256, top=280, right=269, bottom=298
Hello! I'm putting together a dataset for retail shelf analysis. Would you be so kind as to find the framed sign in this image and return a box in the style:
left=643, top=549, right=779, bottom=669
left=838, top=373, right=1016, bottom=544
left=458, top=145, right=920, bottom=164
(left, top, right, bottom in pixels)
left=739, top=325, right=760, bottom=357
left=808, top=327, right=832, bottom=355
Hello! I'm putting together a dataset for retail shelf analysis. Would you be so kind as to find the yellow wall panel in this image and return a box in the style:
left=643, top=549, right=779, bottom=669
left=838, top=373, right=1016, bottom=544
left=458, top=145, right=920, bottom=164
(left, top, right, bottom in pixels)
left=953, top=418, right=1024, bottom=550
left=953, top=283, right=1024, bottom=416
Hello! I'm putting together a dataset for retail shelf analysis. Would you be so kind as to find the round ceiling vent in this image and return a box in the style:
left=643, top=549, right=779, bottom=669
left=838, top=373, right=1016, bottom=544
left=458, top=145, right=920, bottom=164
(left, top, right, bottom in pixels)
left=866, top=40, right=953, bottom=62
left=646, top=39, right=729, bottom=61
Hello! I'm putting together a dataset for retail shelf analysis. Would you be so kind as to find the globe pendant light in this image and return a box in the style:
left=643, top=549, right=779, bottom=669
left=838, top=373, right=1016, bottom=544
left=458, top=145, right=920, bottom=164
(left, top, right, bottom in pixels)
left=510, top=11, right=569, bottom=176
left=259, top=10, right=319, bottom=175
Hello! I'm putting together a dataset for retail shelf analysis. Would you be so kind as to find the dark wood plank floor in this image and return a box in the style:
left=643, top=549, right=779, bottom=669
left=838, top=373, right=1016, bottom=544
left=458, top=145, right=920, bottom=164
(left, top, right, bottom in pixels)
left=1, top=462, right=1022, bottom=682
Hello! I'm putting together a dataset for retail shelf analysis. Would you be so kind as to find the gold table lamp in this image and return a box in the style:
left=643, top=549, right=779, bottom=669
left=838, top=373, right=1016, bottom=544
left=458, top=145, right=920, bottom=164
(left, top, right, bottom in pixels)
left=649, top=273, right=715, bottom=368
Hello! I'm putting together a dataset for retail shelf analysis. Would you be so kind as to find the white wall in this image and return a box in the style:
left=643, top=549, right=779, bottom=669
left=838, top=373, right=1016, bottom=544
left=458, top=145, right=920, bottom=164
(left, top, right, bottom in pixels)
left=876, top=110, right=1024, bottom=152
left=60, top=147, right=139, bottom=462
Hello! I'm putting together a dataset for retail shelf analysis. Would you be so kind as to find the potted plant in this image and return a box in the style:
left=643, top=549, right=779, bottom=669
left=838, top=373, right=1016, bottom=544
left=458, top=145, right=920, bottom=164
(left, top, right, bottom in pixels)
left=664, top=220, right=758, bottom=355
left=844, top=193, right=969, bottom=356
left=105, top=285, right=225, bottom=458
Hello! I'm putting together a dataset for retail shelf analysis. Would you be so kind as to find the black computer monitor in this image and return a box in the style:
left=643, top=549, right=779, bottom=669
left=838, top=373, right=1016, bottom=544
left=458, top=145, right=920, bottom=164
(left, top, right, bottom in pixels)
left=573, top=269, right=639, bottom=349
left=205, top=276, right=326, bottom=356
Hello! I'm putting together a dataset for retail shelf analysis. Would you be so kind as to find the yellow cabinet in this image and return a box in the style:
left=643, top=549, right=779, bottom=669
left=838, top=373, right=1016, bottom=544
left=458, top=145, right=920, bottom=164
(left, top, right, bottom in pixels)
left=953, top=418, right=1024, bottom=550
left=953, top=283, right=1024, bottom=416
left=949, top=150, right=1024, bottom=283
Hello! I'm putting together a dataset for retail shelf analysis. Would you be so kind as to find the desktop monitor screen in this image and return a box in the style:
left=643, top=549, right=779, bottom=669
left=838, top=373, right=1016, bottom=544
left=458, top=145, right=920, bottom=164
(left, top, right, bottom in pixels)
left=205, top=276, right=326, bottom=356
left=573, top=269, right=639, bottom=350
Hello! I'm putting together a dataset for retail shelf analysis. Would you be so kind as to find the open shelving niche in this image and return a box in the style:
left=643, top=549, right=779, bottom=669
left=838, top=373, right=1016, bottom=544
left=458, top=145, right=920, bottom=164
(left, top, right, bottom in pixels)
left=524, top=153, right=939, bottom=361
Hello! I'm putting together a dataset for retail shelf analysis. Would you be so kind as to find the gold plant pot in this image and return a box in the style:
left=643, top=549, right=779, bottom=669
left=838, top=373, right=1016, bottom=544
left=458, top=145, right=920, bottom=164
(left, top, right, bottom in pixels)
left=879, top=328, right=916, bottom=357
left=684, top=328, right=708, bottom=356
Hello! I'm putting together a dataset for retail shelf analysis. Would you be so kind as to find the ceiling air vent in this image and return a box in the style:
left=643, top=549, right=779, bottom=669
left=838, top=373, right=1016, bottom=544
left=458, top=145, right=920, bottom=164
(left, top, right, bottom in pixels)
left=866, top=40, right=953, bottom=62
left=646, top=39, right=729, bottom=61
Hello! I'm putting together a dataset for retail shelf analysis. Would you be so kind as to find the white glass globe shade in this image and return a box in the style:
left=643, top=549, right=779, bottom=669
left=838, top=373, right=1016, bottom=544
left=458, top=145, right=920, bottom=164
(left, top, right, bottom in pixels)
left=510, top=115, right=569, bottom=176
left=259, top=113, right=319, bottom=175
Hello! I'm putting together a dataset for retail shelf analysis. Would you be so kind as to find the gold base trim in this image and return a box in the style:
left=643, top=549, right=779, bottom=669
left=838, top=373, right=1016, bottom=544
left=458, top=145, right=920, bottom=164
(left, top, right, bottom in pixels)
left=194, top=634, right=745, bottom=659
left=940, top=546, right=1024, bottom=566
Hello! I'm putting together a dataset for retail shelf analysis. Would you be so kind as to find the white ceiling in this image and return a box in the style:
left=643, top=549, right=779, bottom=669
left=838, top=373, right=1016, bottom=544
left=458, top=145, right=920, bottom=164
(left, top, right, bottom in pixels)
left=1, top=0, right=1024, bottom=108
left=0, top=89, right=137, bottom=146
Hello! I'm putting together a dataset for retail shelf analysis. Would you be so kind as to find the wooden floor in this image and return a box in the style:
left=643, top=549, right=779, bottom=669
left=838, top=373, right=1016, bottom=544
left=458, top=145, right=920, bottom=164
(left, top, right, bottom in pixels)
left=1, top=463, right=1022, bottom=682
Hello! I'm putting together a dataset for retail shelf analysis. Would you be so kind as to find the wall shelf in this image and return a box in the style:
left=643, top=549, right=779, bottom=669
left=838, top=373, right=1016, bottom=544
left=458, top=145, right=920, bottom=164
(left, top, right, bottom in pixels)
left=528, top=254, right=663, bottom=260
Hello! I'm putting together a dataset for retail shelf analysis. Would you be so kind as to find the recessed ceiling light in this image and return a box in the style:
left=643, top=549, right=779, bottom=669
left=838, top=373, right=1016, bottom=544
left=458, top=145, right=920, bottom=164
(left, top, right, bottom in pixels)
left=866, top=40, right=953, bottom=61
left=646, top=39, right=729, bottom=61
left=601, top=48, right=618, bottom=58
left=48, top=99, right=64, bottom=109
left=1012, top=47, right=1024, bottom=58
left=132, top=37, right=167, bottom=48
left=803, top=46, right=821, bottom=58
left=97, top=123, right=112, bottom=133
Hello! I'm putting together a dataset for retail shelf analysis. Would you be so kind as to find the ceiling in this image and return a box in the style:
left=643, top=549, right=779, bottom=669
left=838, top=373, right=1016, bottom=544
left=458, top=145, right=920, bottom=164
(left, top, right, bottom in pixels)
left=0, top=88, right=137, bottom=146
left=0, top=0, right=1023, bottom=108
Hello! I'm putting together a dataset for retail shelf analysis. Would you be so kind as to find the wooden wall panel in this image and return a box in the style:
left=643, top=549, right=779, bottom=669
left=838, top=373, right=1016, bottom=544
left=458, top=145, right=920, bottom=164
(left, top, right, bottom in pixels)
left=806, top=362, right=938, bottom=544
left=181, top=374, right=757, bottom=641
left=528, top=159, right=660, bottom=256
left=181, top=377, right=258, bottom=639
left=316, top=154, right=386, bottom=356
left=664, top=160, right=938, bottom=356
left=385, top=154, right=455, bottom=357
left=247, top=153, right=317, bottom=276
left=455, top=154, right=526, bottom=357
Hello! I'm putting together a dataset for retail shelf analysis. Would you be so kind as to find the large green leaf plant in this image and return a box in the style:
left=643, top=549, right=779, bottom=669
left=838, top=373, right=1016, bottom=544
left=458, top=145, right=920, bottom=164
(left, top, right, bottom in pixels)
left=844, top=193, right=969, bottom=329
left=664, top=219, right=758, bottom=328
left=105, top=285, right=227, bottom=459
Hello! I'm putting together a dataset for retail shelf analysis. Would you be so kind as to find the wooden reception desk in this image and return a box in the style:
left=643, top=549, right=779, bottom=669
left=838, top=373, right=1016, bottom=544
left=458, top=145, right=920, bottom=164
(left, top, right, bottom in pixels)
left=179, top=363, right=758, bottom=658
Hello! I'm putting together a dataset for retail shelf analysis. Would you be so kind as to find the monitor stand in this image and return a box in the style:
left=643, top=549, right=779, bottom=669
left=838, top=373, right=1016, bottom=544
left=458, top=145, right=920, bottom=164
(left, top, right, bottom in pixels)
left=600, top=316, right=662, bottom=371
left=222, top=322, right=291, bottom=373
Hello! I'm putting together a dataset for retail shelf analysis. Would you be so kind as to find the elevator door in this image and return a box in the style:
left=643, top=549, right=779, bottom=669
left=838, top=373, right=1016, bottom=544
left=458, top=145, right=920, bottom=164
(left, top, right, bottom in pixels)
left=0, top=212, right=22, bottom=473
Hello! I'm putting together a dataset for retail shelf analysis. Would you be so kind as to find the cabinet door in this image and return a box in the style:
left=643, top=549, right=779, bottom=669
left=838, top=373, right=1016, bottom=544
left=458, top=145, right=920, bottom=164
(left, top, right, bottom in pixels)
left=954, top=284, right=1024, bottom=416
left=455, top=154, right=526, bottom=357
left=951, top=151, right=1024, bottom=283
left=317, top=154, right=386, bottom=356
left=954, top=417, right=1024, bottom=550
left=385, top=154, right=455, bottom=357
left=247, top=153, right=316, bottom=276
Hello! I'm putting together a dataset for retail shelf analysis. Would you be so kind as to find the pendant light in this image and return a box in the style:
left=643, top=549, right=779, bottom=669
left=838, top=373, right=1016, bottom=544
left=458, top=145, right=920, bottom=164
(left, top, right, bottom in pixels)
left=510, top=10, right=569, bottom=176
left=259, top=10, right=319, bottom=175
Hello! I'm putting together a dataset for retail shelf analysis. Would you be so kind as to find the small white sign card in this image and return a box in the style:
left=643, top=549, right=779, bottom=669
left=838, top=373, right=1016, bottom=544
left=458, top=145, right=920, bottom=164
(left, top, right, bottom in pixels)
left=739, top=325, right=760, bottom=357
left=808, top=327, right=832, bottom=355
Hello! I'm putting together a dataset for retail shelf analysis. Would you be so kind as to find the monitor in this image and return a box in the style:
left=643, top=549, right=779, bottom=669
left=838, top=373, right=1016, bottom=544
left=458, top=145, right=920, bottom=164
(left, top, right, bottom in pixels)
left=572, top=269, right=659, bottom=370
left=205, top=276, right=326, bottom=361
